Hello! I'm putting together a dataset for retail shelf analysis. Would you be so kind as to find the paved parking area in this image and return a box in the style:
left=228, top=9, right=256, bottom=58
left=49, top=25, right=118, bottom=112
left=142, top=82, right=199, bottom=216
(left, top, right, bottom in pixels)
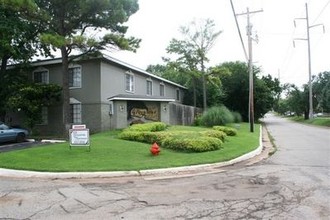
left=0, top=141, right=46, bottom=153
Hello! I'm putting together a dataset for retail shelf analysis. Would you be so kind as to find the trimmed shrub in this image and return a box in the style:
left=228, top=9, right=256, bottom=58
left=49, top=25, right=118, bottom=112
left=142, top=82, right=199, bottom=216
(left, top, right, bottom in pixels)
left=128, top=122, right=168, bottom=132
left=213, top=126, right=238, bottom=136
left=200, top=106, right=234, bottom=127
left=118, top=131, right=145, bottom=142
left=199, top=130, right=227, bottom=142
left=161, top=136, right=223, bottom=152
left=118, top=130, right=171, bottom=144
left=141, top=131, right=171, bottom=144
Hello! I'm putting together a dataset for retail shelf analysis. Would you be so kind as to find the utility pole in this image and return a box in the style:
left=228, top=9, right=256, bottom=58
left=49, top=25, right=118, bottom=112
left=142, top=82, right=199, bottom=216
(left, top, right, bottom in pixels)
left=236, top=7, right=263, bottom=133
left=294, top=3, right=325, bottom=119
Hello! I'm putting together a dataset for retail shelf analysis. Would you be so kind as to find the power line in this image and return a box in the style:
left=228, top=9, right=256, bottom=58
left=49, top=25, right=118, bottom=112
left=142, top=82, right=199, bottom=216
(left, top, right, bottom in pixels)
left=229, top=0, right=248, bottom=62
left=312, top=0, right=330, bottom=24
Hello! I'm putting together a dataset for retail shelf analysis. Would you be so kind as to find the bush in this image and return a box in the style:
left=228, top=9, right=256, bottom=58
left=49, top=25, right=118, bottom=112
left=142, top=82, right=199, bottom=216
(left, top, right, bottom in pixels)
left=213, top=126, right=238, bottom=136
left=199, top=130, right=227, bottom=142
left=141, top=131, right=171, bottom=144
left=118, top=122, right=227, bottom=153
left=117, top=131, right=145, bottom=142
left=161, top=136, right=222, bottom=152
left=200, top=106, right=234, bottom=127
left=118, top=131, right=170, bottom=144
left=127, top=122, right=168, bottom=132
left=232, top=111, right=242, bottom=123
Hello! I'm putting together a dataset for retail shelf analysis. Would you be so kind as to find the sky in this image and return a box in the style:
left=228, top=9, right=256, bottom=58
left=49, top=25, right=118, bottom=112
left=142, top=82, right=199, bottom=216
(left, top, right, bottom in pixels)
left=108, top=0, right=330, bottom=88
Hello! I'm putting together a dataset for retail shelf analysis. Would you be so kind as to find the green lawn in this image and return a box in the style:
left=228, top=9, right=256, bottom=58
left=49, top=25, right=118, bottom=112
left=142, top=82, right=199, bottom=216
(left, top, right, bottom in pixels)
left=0, top=123, right=260, bottom=172
left=290, top=116, right=330, bottom=127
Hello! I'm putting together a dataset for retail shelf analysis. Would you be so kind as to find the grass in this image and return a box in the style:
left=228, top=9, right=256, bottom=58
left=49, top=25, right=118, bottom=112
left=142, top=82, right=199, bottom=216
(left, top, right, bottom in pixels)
left=290, top=116, right=330, bottom=127
left=0, top=123, right=260, bottom=172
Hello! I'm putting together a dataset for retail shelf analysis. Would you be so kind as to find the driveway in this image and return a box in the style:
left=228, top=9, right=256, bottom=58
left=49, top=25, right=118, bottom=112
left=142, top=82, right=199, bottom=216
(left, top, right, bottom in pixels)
left=0, top=141, right=45, bottom=153
left=0, top=114, right=329, bottom=219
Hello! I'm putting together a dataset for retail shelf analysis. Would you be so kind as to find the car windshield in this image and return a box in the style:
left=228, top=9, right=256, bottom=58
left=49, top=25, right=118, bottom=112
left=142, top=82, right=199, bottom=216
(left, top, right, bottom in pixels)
left=0, top=122, right=10, bottom=130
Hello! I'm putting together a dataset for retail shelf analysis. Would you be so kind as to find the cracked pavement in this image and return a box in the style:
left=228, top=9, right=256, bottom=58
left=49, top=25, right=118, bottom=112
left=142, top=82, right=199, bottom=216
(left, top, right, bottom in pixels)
left=0, top=114, right=329, bottom=219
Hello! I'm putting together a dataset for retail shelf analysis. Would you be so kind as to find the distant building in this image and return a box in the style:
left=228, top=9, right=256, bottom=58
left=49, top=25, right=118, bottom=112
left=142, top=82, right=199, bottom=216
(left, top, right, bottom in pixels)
left=8, top=54, right=198, bottom=135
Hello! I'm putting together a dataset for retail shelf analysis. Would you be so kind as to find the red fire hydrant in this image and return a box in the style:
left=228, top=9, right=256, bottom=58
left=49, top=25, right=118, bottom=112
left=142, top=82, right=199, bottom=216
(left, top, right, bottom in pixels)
left=150, top=142, right=160, bottom=156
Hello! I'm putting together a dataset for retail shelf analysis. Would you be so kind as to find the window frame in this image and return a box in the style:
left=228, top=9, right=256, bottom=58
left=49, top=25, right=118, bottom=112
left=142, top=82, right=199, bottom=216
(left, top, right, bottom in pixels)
left=176, top=89, right=180, bottom=101
left=146, top=78, right=153, bottom=96
left=69, top=64, right=82, bottom=89
left=125, top=71, right=135, bottom=93
left=70, top=98, right=82, bottom=124
left=159, top=82, right=165, bottom=97
left=33, top=67, right=49, bottom=84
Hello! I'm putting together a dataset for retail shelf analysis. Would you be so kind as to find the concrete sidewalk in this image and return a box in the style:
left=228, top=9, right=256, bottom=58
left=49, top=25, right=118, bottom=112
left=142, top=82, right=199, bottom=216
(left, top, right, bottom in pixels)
left=0, top=126, right=273, bottom=179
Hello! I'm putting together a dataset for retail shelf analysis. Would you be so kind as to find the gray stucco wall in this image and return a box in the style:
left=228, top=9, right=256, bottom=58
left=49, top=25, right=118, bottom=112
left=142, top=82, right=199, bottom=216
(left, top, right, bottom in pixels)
left=26, top=57, right=187, bottom=135
left=100, top=61, right=185, bottom=102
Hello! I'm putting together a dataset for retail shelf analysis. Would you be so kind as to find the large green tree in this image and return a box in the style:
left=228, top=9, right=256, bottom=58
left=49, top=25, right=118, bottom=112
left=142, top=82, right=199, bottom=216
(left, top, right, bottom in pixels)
left=313, top=71, right=330, bottom=112
left=0, top=0, right=49, bottom=121
left=36, top=0, right=141, bottom=133
left=165, top=18, right=222, bottom=109
left=211, top=61, right=276, bottom=121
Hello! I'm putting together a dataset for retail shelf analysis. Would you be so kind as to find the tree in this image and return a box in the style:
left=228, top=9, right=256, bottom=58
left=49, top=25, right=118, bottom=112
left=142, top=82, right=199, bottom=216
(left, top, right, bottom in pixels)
left=165, top=18, right=222, bottom=109
left=0, top=0, right=50, bottom=121
left=312, top=71, right=330, bottom=112
left=212, top=61, right=275, bottom=121
left=7, top=83, right=62, bottom=131
left=261, top=74, right=282, bottom=110
left=36, top=0, right=141, bottom=134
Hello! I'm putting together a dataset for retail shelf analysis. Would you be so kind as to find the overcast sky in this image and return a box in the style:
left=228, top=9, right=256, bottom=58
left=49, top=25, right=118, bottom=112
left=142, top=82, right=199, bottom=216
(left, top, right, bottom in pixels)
left=109, top=0, right=330, bottom=87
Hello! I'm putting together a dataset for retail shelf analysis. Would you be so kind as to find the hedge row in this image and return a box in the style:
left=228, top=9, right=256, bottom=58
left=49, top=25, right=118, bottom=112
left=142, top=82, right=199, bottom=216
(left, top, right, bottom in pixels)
left=126, top=122, right=168, bottom=132
left=161, top=136, right=222, bottom=152
left=118, top=131, right=170, bottom=144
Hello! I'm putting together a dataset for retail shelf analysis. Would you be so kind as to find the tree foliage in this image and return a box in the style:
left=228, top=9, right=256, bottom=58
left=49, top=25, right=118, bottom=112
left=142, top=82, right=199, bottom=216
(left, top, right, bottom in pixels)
left=7, top=83, right=62, bottom=130
left=276, top=71, right=330, bottom=117
left=0, top=0, right=50, bottom=120
left=313, top=71, right=330, bottom=112
left=35, top=0, right=141, bottom=133
left=211, top=61, right=276, bottom=121
left=165, top=18, right=222, bottom=109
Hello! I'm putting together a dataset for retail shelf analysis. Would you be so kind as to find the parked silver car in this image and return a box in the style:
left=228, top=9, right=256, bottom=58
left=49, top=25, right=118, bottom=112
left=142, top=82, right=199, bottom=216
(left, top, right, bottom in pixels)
left=0, top=122, right=29, bottom=143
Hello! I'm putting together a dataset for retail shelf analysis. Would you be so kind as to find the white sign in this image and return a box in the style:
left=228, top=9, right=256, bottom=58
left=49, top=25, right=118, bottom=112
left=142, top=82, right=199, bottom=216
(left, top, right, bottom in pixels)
left=72, top=124, right=86, bottom=129
left=69, top=129, right=90, bottom=147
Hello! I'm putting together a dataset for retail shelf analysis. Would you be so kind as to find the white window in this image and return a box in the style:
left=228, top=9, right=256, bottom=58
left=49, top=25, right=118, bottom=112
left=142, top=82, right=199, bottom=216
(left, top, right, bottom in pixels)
left=125, top=71, right=134, bottom=92
left=37, top=107, right=48, bottom=125
left=70, top=98, right=82, bottom=124
left=146, top=79, right=153, bottom=96
left=33, top=68, right=49, bottom=84
left=160, top=83, right=165, bottom=96
left=69, top=65, right=82, bottom=88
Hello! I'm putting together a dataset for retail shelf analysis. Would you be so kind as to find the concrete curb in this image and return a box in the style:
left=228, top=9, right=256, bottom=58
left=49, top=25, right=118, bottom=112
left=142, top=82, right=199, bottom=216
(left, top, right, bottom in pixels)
left=0, top=126, right=263, bottom=179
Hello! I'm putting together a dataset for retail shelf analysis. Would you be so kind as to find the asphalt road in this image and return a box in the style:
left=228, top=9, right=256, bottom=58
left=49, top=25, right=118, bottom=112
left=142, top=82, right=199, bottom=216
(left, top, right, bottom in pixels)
left=0, top=114, right=329, bottom=219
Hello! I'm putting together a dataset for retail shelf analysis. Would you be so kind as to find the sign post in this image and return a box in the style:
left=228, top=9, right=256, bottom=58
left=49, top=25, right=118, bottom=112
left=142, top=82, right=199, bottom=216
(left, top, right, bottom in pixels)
left=69, top=125, right=90, bottom=151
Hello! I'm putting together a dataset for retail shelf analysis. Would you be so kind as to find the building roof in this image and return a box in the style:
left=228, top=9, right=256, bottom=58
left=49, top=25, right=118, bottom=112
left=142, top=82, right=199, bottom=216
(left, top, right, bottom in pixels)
left=31, top=54, right=187, bottom=89
left=108, top=94, right=175, bottom=102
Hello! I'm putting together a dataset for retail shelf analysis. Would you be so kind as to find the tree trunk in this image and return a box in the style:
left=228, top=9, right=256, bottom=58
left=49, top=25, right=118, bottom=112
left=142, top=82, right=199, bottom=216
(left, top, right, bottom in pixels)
left=0, top=56, right=9, bottom=121
left=201, top=59, right=207, bottom=111
left=193, top=77, right=197, bottom=107
left=61, top=46, right=71, bottom=137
